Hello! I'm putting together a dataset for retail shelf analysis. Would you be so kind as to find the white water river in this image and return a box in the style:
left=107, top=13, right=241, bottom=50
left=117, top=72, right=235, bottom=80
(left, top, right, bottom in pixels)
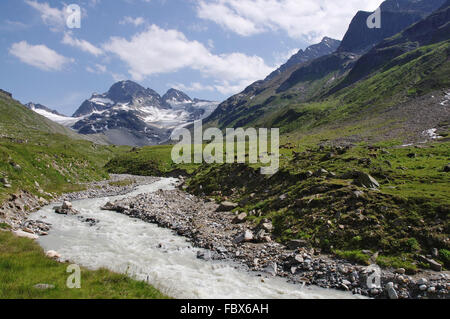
left=31, top=178, right=362, bottom=299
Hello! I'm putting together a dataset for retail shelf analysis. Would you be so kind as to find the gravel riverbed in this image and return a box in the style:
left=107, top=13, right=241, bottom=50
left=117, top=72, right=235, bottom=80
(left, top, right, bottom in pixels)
left=2, top=174, right=448, bottom=299
left=100, top=181, right=449, bottom=299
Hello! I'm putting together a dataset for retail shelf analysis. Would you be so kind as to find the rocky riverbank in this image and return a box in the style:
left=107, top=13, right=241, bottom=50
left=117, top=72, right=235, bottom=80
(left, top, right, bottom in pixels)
left=0, top=174, right=159, bottom=233
left=101, top=187, right=450, bottom=299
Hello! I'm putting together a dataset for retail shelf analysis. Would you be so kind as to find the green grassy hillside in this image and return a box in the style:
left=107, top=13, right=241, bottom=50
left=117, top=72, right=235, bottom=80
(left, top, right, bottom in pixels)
left=0, top=91, right=131, bottom=203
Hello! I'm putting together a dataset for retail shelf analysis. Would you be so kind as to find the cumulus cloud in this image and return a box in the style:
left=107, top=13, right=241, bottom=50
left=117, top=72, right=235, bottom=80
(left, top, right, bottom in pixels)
left=9, top=41, right=73, bottom=71
left=197, top=0, right=384, bottom=42
left=103, top=24, right=274, bottom=94
left=25, top=0, right=69, bottom=32
left=62, top=32, right=104, bottom=56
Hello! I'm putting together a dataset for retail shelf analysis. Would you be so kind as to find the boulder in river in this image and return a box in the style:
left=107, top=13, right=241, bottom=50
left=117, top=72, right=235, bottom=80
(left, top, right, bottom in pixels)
left=101, top=201, right=117, bottom=211
left=264, top=262, right=277, bottom=276
left=54, top=201, right=79, bottom=215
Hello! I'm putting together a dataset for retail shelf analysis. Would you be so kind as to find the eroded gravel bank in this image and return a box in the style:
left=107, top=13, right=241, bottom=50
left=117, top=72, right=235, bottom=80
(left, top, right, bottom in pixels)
left=102, top=186, right=449, bottom=299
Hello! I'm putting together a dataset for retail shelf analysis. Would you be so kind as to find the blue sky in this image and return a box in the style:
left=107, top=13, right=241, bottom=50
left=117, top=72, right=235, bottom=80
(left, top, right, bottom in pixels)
left=0, top=0, right=383, bottom=116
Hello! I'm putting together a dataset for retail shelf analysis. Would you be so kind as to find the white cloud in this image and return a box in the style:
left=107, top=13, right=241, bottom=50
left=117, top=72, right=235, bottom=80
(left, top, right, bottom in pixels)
left=120, top=16, right=146, bottom=26
left=62, top=32, right=103, bottom=56
left=25, top=0, right=68, bottom=32
left=0, top=20, right=29, bottom=31
left=86, top=63, right=107, bottom=73
left=171, top=82, right=216, bottom=93
left=103, top=24, right=274, bottom=94
left=197, top=0, right=384, bottom=42
left=9, top=41, right=73, bottom=71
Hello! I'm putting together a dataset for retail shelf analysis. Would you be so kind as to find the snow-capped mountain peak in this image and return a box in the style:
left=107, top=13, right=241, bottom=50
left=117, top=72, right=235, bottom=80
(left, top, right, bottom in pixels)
left=26, top=81, right=220, bottom=146
left=162, top=88, right=193, bottom=106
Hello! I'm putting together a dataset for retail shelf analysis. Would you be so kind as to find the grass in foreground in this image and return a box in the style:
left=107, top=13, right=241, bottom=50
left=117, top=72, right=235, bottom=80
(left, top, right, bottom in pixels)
left=0, top=231, right=168, bottom=299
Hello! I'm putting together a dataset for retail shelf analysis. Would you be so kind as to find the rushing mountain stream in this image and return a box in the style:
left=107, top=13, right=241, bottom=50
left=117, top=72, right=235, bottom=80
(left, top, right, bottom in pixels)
left=30, top=178, right=362, bottom=299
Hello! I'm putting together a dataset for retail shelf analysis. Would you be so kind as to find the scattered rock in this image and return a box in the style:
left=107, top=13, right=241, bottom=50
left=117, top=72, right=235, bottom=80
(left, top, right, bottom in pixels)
left=286, top=239, right=309, bottom=250
left=294, top=254, right=304, bottom=263
left=233, top=229, right=254, bottom=244
left=432, top=248, right=439, bottom=258
left=419, top=255, right=442, bottom=271
left=232, top=212, right=247, bottom=224
left=13, top=230, right=38, bottom=240
left=417, top=278, right=428, bottom=285
left=62, top=201, right=72, bottom=210
left=385, top=282, right=398, bottom=299
left=353, top=190, right=365, bottom=198
left=314, top=168, right=328, bottom=177
left=34, top=284, right=55, bottom=290
left=217, top=201, right=238, bottom=212
left=354, top=171, right=380, bottom=189
left=395, top=268, right=406, bottom=275
left=196, top=250, right=212, bottom=261
left=46, top=250, right=61, bottom=259
left=264, top=262, right=277, bottom=276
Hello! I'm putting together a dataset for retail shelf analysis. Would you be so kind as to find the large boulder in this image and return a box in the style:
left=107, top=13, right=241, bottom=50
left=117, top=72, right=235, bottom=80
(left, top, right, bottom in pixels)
left=354, top=171, right=380, bottom=189
left=13, top=230, right=39, bottom=240
left=54, top=201, right=79, bottom=215
left=217, top=201, right=238, bottom=212
left=418, top=255, right=442, bottom=271
left=385, top=282, right=398, bottom=299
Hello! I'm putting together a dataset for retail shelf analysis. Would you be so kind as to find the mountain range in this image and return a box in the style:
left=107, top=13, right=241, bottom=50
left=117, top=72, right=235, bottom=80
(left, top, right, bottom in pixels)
left=201, top=0, right=449, bottom=144
left=26, top=81, right=219, bottom=146
left=20, top=0, right=450, bottom=147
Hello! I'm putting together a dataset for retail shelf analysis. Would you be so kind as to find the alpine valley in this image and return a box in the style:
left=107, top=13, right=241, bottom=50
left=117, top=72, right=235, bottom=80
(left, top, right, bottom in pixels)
left=1, top=0, right=449, bottom=300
